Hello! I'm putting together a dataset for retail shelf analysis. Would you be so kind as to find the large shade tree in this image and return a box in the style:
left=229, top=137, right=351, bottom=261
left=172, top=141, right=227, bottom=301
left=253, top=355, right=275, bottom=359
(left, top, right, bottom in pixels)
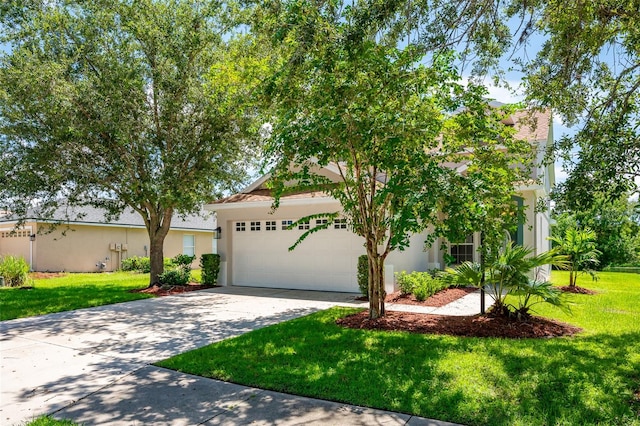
left=0, top=0, right=260, bottom=284
left=343, top=1, right=639, bottom=202
left=258, top=1, right=534, bottom=319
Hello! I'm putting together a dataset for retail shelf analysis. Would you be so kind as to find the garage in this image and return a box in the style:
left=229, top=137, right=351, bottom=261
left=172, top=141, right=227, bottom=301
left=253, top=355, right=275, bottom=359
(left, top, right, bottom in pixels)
left=230, top=218, right=365, bottom=292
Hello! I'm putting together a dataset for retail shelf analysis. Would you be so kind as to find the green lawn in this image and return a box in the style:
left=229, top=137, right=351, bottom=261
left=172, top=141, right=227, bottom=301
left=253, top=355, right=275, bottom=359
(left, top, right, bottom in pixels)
left=157, top=271, right=640, bottom=426
left=0, top=272, right=153, bottom=320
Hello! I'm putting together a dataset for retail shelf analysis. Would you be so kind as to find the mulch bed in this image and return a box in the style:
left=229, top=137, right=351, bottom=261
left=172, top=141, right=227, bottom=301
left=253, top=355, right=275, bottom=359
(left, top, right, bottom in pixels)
left=130, top=283, right=217, bottom=296
left=557, top=285, right=597, bottom=295
left=336, top=310, right=582, bottom=339
left=386, top=286, right=477, bottom=307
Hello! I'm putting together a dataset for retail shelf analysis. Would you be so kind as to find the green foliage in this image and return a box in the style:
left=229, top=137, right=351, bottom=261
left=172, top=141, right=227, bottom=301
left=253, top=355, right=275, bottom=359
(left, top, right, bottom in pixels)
left=0, top=0, right=257, bottom=285
left=0, top=272, right=152, bottom=320
left=158, top=268, right=190, bottom=287
left=200, top=253, right=221, bottom=286
left=444, top=244, right=569, bottom=319
left=0, top=255, right=31, bottom=287
left=552, top=195, right=640, bottom=267
left=356, top=255, right=368, bottom=297
left=395, top=271, right=450, bottom=301
left=261, top=1, right=532, bottom=319
left=172, top=254, right=196, bottom=267
left=158, top=271, right=640, bottom=426
left=549, top=228, right=601, bottom=287
left=121, top=256, right=151, bottom=273
left=23, top=416, right=78, bottom=426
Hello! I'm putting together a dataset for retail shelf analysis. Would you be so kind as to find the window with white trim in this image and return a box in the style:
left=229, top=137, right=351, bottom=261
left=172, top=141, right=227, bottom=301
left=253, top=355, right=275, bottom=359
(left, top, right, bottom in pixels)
left=281, top=220, right=293, bottom=230
left=235, top=222, right=246, bottom=232
left=266, top=220, right=277, bottom=231
left=315, top=219, right=328, bottom=226
left=298, top=220, right=310, bottom=230
left=250, top=221, right=261, bottom=231
left=450, top=235, right=474, bottom=264
left=183, top=234, right=195, bottom=256
left=334, top=219, right=347, bottom=229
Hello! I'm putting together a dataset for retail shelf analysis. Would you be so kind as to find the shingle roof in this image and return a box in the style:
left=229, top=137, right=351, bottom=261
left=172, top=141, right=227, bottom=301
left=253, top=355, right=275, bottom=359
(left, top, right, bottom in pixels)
left=0, top=204, right=214, bottom=231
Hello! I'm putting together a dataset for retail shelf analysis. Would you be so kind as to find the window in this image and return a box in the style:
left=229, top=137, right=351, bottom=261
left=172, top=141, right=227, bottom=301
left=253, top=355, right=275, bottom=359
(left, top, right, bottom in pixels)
left=183, top=234, right=195, bottom=256
left=334, top=219, right=347, bottom=229
left=450, top=235, right=474, bottom=264
left=315, top=219, right=328, bottom=226
left=298, top=220, right=310, bottom=230
left=250, top=221, right=261, bottom=231
left=266, top=220, right=277, bottom=231
left=235, top=222, right=246, bottom=232
left=281, top=220, right=293, bottom=230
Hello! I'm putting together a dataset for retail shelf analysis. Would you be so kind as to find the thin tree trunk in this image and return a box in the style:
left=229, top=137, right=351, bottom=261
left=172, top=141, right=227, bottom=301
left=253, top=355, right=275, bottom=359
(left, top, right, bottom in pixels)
left=367, top=250, right=386, bottom=319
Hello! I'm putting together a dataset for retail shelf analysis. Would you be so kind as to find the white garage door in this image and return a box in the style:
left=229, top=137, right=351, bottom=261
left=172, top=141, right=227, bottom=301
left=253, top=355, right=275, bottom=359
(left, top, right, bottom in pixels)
left=231, top=219, right=365, bottom=292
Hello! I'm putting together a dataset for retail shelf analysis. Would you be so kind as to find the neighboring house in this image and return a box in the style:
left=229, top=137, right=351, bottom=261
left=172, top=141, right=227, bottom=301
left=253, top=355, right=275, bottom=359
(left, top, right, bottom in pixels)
left=206, top=108, right=555, bottom=293
left=0, top=206, right=216, bottom=272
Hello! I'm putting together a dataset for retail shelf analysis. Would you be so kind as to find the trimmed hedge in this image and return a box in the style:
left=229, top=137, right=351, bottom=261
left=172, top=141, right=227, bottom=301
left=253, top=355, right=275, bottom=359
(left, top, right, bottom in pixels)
left=200, top=253, right=221, bottom=285
left=603, top=266, right=640, bottom=274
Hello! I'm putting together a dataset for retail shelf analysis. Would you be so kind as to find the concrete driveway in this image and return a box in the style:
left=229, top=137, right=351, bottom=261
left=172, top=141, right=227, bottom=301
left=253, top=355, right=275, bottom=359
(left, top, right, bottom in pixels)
left=1, top=286, right=464, bottom=425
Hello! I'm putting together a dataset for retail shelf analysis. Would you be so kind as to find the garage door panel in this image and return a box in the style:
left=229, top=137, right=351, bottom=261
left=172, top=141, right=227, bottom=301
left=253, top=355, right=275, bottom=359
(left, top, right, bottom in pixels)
left=232, top=224, right=364, bottom=292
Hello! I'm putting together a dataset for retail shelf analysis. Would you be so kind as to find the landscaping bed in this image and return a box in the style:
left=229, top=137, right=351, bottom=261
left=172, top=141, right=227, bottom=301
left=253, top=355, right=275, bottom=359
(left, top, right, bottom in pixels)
left=130, top=283, right=216, bottom=296
left=336, top=310, right=582, bottom=338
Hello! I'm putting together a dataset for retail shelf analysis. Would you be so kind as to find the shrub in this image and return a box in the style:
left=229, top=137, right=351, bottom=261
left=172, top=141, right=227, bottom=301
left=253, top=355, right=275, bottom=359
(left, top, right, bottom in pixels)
left=0, top=255, right=31, bottom=287
left=200, top=253, right=221, bottom=285
left=158, top=268, right=190, bottom=286
left=357, top=255, right=368, bottom=296
left=172, top=254, right=196, bottom=267
left=121, top=256, right=151, bottom=273
left=396, top=271, right=449, bottom=300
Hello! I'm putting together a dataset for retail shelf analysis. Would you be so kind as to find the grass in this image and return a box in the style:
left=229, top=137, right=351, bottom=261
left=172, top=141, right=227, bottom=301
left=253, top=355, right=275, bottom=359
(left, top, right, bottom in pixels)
left=157, top=271, right=640, bottom=426
left=0, top=271, right=153, bottom=320
left=22, top=417, right=77, bottom=426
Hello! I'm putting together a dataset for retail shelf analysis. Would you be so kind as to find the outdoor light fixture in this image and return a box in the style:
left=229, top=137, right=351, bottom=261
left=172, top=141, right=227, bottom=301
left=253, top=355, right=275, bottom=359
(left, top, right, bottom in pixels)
left=29, top=234, right=36, bottom=242
left=214, top=226, right=222, bottom=239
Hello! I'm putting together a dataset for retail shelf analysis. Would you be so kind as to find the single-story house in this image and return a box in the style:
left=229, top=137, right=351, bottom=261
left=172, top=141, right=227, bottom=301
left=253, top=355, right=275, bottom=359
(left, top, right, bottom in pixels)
left=206, top=109, right=555, bottom=293
left=0, top=206, right=216, bottom=272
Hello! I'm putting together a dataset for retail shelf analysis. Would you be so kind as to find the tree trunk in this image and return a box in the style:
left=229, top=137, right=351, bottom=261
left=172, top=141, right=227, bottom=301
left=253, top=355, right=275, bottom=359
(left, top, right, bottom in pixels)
left=146, top=207, right=173, bottom=286
left=569, top=269, right=576, bottom=287
left=367, top=251, right=386, bottom=319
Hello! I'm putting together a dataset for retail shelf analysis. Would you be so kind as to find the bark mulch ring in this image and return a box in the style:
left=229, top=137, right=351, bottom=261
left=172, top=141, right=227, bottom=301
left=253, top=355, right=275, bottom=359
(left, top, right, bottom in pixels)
left=336, top=310, right=582, bottom=339
left=130, top=283, right=217, bottom=297
left=557, top=285, right=598, bottom=295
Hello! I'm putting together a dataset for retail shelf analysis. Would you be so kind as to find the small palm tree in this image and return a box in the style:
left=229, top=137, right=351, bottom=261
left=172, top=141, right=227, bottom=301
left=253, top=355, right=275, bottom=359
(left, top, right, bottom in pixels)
left=548, top=228, right=601, bottom=287
left=442, top=243, right=569, bottom=319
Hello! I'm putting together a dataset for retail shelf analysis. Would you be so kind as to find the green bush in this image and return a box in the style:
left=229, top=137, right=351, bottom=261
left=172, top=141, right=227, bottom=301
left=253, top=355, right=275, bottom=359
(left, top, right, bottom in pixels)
left=172, top=254, right=196, bottom=267
left=200, top=254, right=221, bottom=285
left=158, top=268, right=190, bottom=286
left=357, top=255, right=368, bottom=296
left=121, top=256, right=173, bottom=273
left=0, top=255, right=31, bottom=287
left=396, top=270, right=449, bottom=300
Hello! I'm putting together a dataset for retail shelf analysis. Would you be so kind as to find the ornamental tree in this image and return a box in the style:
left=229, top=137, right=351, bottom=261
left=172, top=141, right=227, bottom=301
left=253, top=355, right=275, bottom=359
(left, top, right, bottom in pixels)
left=259, top=1, right=533, bottom=319
left=0, top=0, right=261, bottom=284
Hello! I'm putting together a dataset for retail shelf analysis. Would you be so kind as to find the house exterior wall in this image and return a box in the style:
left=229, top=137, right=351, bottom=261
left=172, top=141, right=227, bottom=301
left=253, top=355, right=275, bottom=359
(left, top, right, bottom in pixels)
left=2, top=223, right=214, bottom=272
left=0, top=223, right=34, bottom=268
left=214, top=200, right=438, bottom=292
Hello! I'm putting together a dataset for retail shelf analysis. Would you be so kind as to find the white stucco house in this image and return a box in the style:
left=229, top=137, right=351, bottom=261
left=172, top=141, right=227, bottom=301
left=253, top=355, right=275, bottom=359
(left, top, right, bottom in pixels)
left=206, top=109, right=555, bottom=293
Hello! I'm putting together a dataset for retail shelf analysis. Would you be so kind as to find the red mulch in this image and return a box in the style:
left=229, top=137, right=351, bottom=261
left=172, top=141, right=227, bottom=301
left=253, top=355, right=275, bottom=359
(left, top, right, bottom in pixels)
left=336, top=310, right=582, bottom=339
left=386, top=287, right=477, bottom=307
left=558, top=286, right=597, bottom=295
left=130, top=283, right=217, bottom=296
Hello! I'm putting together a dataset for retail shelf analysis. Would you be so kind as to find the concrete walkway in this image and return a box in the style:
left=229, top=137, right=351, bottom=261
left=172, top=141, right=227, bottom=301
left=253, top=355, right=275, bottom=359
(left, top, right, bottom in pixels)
left=1, top=286, right=489, bottom=425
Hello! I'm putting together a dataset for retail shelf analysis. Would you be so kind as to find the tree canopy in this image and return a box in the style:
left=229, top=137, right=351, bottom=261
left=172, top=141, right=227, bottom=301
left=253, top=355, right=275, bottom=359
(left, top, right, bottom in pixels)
left=259, top=1, right=534, bottom=318
left=0, top=0, right=261, bottom=283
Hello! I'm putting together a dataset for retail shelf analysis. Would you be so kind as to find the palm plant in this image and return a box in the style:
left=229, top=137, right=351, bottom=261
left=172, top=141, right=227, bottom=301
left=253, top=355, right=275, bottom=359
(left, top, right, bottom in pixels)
left=442, top=243, right=569, bottom=319
left=548, top=228, right=601, bottom=287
